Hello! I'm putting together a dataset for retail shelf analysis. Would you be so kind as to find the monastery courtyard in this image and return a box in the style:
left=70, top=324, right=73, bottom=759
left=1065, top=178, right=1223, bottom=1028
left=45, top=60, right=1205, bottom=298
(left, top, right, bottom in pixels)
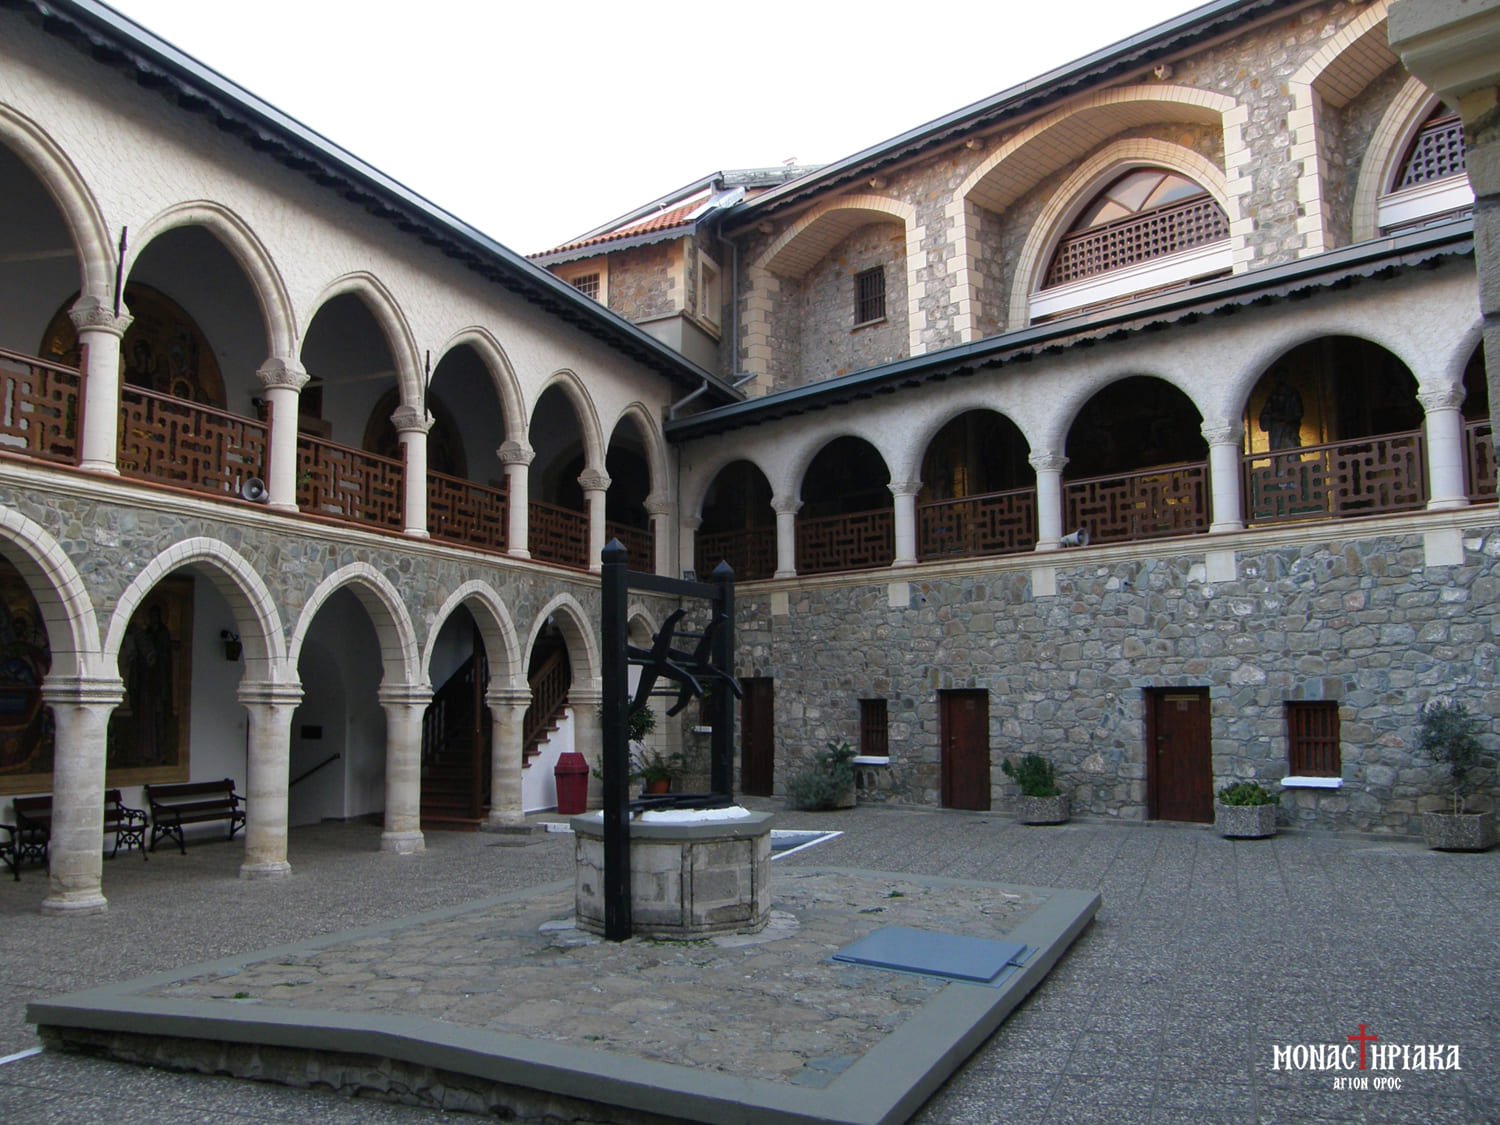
left=0, top=805, right=1494, bottom=1124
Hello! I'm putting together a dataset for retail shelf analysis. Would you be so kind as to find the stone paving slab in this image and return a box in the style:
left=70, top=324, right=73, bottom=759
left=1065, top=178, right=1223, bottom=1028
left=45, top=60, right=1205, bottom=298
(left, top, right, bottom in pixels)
left=28, top=866, right=1099, bottom=1124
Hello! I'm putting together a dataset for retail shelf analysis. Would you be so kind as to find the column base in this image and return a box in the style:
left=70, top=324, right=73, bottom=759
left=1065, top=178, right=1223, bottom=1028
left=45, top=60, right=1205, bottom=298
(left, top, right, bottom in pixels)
left=773, top=569, right=797, bottom=579
left=482, top=810, right=527, bottom=830
left=1033, top=540, right=1062, bottom=553
left=41, top=890, right=108, bottom=915
left=239, top=860, right=292, bottom=880
left=404, top=528, right=431, bottom=539
left=891, top=557, right=917, bottom=569
left=1426, top=498, right=1469, bottom=511
left=77, top=460, right=121, bottom=477
left=507, top=547, right=532, bottom=560
left=1208, top=521, right=1245, bottom=533
left=380, top=830, right=426, bottom=855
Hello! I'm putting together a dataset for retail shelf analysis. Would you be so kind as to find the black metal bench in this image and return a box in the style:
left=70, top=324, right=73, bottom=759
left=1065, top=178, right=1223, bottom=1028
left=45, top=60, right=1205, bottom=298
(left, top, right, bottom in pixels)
left=8, top=789, right=148, bottom=875
left=145, top=779, right=246, bottom=854
left=0, top=824, right=17, bottom=881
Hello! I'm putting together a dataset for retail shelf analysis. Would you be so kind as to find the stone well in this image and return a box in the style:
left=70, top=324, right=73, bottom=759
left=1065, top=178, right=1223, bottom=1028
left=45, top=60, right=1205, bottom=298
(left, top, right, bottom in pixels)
left=572, top=810, right=773, bottom=940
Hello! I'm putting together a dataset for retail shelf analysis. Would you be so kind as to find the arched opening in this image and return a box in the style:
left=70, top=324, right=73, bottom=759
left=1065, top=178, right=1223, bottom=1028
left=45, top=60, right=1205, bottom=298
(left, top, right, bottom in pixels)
left=605, top=415, right=653, bottom=569
left=696, top=460, right=775, bottom=580
left=1241, top=337, right=1425, bottom=524
left=1379, top=105, right=1473, bottom=235
left=797, top=436, right=893, bottom=574
left=918, top=410, right=1036, bottom=560
left=528, top=385, right=591, bottom=569
left=299, top=292, right=406, bottom=530
left=420, top=343, right=510, bottom=553
left=0, top=555, right=56, bottom=805
left=418, top=605, right=491, bottom=828
left=1064, top=376, right=1208, bottom=545
left=1462, top=345, right=1492, bottom=504
left=521, top=616, right=574, bottom=811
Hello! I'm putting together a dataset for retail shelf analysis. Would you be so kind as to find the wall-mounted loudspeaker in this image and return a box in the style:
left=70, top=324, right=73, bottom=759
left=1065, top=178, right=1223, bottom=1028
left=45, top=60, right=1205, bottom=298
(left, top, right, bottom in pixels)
left=240, top=477, right=270, bottom=503
left=1059, top=527, right=1090, bottom=548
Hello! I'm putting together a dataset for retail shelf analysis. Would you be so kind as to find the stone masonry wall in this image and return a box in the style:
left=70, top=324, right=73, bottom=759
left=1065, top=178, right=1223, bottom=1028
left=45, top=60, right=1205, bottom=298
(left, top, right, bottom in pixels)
left=736, top=522, right=1500, bottom=835
left=791, top=222, right=909, bottom=388
left=606, top=241, right=678, bottom=325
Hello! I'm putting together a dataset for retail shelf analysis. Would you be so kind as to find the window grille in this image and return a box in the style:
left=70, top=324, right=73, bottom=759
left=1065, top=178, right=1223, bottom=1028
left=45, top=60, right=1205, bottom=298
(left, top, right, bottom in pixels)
left=854, top=267, right=886, bottom=325
left=570, top=273, right=601, bottom=301
left=859, top=699, right=889, bottom=758
left=1395, top=113, right=1466, bottom=190
left=1044, top=195, right=1228, bottom=288
left=1286, top=701, right=1340, bottom=777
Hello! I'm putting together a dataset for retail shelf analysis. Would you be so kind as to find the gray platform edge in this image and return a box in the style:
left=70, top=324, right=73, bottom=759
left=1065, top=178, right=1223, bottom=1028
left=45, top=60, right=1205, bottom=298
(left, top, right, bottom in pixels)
left=28, top=868, right=1101, bottom=1125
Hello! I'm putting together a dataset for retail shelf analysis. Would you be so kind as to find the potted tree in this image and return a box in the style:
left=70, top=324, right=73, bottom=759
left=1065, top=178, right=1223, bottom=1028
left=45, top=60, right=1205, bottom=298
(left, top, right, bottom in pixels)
left=1416, top=700, right=1495, bottom=851
left=1214, top=782, right=1279, bottom=839
left=1002, top=753, right=1069, bottom=825
left=784, top=740, right=857, bottom=811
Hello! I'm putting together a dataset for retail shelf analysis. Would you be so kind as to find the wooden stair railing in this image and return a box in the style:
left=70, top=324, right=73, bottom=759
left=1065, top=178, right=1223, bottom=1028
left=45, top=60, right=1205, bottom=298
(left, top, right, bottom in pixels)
left=419, top=651, right=490, bottom=826
left=523, top=650, right=571, bottom=764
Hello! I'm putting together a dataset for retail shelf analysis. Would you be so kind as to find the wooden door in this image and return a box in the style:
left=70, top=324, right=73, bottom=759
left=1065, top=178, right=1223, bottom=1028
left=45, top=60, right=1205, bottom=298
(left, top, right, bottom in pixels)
left=940, top=690, right=990, bottom=810
left=740, top=678, right=774, bottom=797
left=1148, top=687, right=1213, bottom=822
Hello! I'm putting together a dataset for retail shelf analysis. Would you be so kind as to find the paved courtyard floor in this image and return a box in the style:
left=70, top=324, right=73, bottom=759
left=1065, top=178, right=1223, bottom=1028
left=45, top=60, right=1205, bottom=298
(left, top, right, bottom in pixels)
left=0, top=804, right=1496, bottom=1123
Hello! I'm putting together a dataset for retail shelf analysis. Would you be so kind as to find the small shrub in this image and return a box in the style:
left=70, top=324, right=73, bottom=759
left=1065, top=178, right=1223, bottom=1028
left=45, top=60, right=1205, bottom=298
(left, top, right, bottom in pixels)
left=1001, top=753, right=1060, bottom=798
left=1217, top=781, right=1278, bottom=807
left=784, top=740, right=857, bottom=811
left=1416, top=699, right=1490, bottom=814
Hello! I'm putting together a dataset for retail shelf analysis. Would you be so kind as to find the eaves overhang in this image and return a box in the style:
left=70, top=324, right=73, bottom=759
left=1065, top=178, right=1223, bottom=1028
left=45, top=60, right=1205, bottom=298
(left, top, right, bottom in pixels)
left=722, top=0, right=1298, bottom=228
left=664, top=220, right=1475, bottom=443
left=11, top=0, right=739, bottom=403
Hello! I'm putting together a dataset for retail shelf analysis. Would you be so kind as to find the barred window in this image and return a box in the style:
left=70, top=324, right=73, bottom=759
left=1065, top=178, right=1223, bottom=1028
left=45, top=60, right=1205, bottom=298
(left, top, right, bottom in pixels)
left=1287, top=701, right=1340, bottom=777
left=859, top=698, right=889, bottom=758
left=570, top=272, right=601, bottom=301
left=854, top=267, right=886, bottom=326
left=1395, top=111, right=1466, bottom=191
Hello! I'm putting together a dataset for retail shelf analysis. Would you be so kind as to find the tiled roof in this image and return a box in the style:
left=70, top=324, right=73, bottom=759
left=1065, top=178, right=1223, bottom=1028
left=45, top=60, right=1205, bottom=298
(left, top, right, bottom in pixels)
left=539, top=191, right=711, bottom=257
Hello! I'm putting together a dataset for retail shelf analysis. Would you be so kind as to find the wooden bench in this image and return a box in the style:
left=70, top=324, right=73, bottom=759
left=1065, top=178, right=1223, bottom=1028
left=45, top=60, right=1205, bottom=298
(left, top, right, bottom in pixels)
left=145, top=779, right=246, bottom=854
left=7, top=790, right=149, bottom=874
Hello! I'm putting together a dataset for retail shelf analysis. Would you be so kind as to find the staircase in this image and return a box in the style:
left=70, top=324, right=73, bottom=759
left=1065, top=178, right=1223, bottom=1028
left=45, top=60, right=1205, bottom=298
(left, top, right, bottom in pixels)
left=419, top=652, right=490, bottom=830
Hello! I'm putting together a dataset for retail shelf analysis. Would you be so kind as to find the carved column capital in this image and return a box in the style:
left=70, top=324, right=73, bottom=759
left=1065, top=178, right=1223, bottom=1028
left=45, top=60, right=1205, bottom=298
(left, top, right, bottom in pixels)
left=643, top=492, right=673, bottom=516
left=888, top=480, right=924, bottom=499
left=1418, top=384, right=1466, bottom=414
left=255, top=357, right=310, bottom=392
left=498, top=440, right=535, bottom=466
left=771, top=494, right=803, bottom=516
left=1028, top=448, right=1068, bottom=474
left=1200, top=417, right=1244, bottom=446
left=578, top=468, right=611, bottom=493
left=377, top=681, right=434, bottom=709
left=68, top=296, right=131, bottom=338
left=682, top=515, right=703, bottom=532
left=236, top=679, right=305, bottom=708
left=391, top=405, right=434, bottom=435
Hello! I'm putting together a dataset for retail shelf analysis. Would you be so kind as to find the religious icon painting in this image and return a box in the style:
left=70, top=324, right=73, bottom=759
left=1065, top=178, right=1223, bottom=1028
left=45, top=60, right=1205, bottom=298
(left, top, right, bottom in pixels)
left=106, top=575, right=193, bottom=785
left=0, top=555, right=55, bottom=795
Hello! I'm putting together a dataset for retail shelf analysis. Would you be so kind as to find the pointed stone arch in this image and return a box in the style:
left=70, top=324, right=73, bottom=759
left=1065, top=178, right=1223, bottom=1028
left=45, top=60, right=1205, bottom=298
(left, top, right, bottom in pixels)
left=289, top=562, right=421, bottom=689
left=1352, top=78, right=1456, bottom=242
left=533, top=367, right=606, bottom=473
left=0, top=507, right=100, bottom=681
left=684, top=450, right=780, bottom=523
left=305, top=272, right=423, bottom=412
left=526, top=593, right=599, bottom=686
left=125, top=200, right=297, bottom=359
left=424, top=581, right=522, bottom=692
left=608, top=402, right=670, bottom=500
left=435, top=326, right=527, bottom=445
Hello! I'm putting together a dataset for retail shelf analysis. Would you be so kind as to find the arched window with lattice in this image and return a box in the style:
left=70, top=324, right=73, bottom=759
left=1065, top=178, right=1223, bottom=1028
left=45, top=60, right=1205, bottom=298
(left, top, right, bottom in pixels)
left=1378, top=106, right=1472, bottom=234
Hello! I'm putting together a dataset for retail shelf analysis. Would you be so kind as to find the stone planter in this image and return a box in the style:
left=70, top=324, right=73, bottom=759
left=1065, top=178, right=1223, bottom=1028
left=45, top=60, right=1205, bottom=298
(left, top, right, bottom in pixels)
left=1015, top=794, right=1069, bottom=825
left=1422, top=810, right=1496, bottom=851
left=1215, top=802, right=1277, bottom=839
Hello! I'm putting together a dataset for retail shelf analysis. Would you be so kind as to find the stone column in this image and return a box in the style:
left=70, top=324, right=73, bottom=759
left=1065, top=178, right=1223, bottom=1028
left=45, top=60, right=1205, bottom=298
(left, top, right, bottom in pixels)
left=889, top=480, right=922, bottom=567
left=1029, top=449, right=1067, bottom=551
left=255, top=358, right=308, bottom=512
left=483, top=687, right=531, bottom=828
left=645, top=491, right=673, bottom=576
left=772, top=495, right=802, bottom=578
left=394, top=406, right=433, bottom=539
left=1420, top=385, right=1471, bottom=510
left=239, top=679, right=303, bottom=880
left=499, top=440, right=533, bottom=558
left=1391, top=0, right=1500, bottom=481
left=378, top=682, right=429, bottom=854
left=41, top=676, right=122, bottom=914
left=69, top=297, right=131, bottom=475
left=569, top=682, right=604, bottom=808
left=1202, top=418, right=1246, bottom=532
left=680, top=515, right=702, bottom=579
left=580, top=468, right=610, bottom=573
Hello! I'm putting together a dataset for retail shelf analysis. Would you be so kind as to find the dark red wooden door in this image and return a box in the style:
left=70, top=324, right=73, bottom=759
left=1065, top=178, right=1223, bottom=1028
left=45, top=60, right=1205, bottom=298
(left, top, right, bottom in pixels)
left=940, top=690, right=990, bottom=810
left=1148, top=687, right=1213, bottom=822
left=740, top=678, right=774, bottom=797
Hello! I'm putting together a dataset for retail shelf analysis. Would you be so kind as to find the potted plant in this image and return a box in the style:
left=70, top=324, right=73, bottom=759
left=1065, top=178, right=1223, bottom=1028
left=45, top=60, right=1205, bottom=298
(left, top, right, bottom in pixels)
left=1416, top=700, right=1495, bottom=851
left=784, top=740, right=857, bottom=811
left=1002, top=753, right=1069, bottom=825
left=1214, top=781, right=1278, bottom=839
left=631, top=746, right=686, bottom=795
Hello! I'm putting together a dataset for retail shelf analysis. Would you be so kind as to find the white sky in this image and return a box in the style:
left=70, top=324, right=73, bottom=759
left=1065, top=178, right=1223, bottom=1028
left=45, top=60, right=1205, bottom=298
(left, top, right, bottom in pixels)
left=104, top=0, right=1206, bottom=256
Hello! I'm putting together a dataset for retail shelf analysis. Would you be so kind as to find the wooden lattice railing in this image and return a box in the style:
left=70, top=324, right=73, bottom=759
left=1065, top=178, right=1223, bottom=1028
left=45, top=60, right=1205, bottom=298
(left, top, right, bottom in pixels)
left=523, top=650, right=570, bottom=759
left=796, top=508, right=894, bottom=575
left=1044, top=196, right=1229, bottom=288
left=696, top=527, right=776, bottom=581
left=919, top=487, right=1037, bottom=561
left=1465, top=419, right=1495, bottom=503
left=1398, top=114, right=1466, bottom=189
left=1243, top=431, right=1427, bottom=525
left=428, top=471, right=508, bottom=552
left=529, top=499, right=589, bottom=569
left=606, top=520, right=652, bottom=570
left=118, top=386, right=268, bottom=499
left=0, top=347, right=81, bottom=465
left=295, top=434, right=404, bottom=529
left=1064, top=462, right=1209, bottom=546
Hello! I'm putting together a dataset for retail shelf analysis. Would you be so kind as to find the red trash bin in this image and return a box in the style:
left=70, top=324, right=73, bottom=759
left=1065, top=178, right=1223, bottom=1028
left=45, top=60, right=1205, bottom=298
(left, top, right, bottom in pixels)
left=554, top=751, right=589, bottom=815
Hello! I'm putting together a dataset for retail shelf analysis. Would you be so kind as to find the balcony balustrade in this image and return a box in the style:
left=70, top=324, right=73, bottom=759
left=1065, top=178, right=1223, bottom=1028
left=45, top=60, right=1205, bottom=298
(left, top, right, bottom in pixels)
left=119, top=385, right=268, bottom=500
left=1064, top=462, right=1209, bottom=546
left=529, top=499, right=589, bottom=569
left=0, top=347, right=81, bottom=465
left=918, top=487, right=1037, bottom=561
left=1465, top=419, right=1495, bottom=503
left=796, top=508, right=894, bottom=575
left=295, top=434, right=403, bottom=529
left=696, top=527, right=776, bottom=581
left=428, top=471, right=509, bottom=553
left=1243, top=431, right=1427, bottom=525
left=605, top=520, right=652, bottom=570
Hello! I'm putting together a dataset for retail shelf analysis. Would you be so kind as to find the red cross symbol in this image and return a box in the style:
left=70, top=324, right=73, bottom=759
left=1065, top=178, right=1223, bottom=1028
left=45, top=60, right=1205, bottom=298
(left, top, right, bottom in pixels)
left=1347, top=1023, right=1380, bottom=1070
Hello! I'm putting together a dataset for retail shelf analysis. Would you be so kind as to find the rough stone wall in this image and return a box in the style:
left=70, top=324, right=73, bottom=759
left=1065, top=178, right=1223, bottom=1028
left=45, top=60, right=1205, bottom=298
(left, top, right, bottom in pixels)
left=793, top=222, right=909, bottom=384
left=736, top=523, right=1500, bottom=835
left=605, top=241, right=678, bottom=324
left=1329, top=62, right=1414, bottom=245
